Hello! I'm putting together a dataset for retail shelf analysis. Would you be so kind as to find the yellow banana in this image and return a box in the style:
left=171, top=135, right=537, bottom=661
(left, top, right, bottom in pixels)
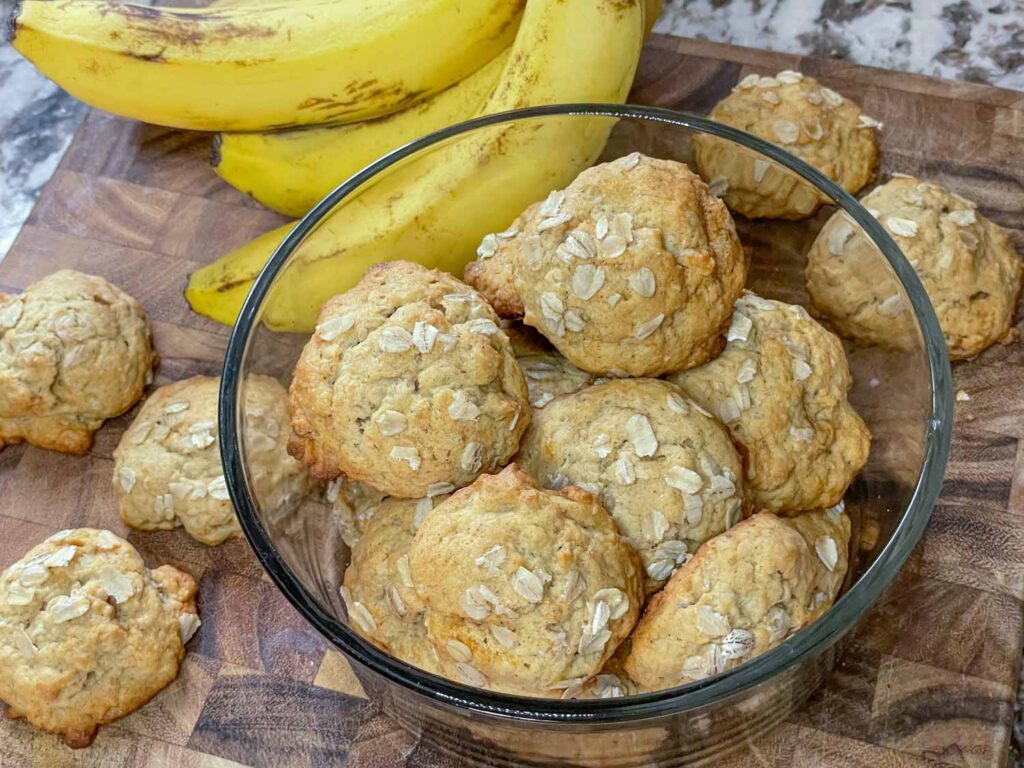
left=214, top=49, right=511, bottom=217
left=644, top=0, right=663, bottom=37
left=10, top=0, right=523, bottom=131
left=186, top=0, right=644, bottom=330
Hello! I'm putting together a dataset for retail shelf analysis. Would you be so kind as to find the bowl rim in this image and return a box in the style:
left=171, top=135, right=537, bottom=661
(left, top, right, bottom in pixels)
left=219, top=103, right=953, bottom=723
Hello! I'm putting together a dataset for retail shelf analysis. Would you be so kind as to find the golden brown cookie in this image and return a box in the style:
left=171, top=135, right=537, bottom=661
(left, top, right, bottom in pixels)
left=0, top=270, right=156, bottom=455
left=0, top=529, right=199, bottom=747
left=517, top=379, right=744, bottom=591
left=341, top=496, right=444, bottom=675
left=114, top=375, right=309, bottom=546
left=465, top=154, right=746, bottom=376
left=506, top=324, right=595, bottom=410
left=694, top=71, right=879, bottom=219
left=624, top=508, right=849, bottom=691
left=668, top=292, right=870, bottom=513
left=464, top=216, right=526, bottom=318
left=288, top=261, right=530, bottom=497
left=806, top=176, right=1023, bottom=360
left=409, top=465, right=643, bottom=696
left=327, top=474, right=389, bottom=549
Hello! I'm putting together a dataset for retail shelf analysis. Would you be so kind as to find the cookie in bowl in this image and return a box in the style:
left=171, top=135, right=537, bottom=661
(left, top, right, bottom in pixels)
left=409, top=465, right=643, bottom=696
left=668, top=292, right=870, bottom=513
left=327, top=474, right=389, bottom=549
left=693, top=71, right=878, bottom=219
left=624, top=508, right=850, bottom=691
left=0, top=529, right=199, bottom=747
left=0, top=270, right=156, bottom=455
left=806, top=176, right=1023, bottom=360
left=517, top=378, right=744, bottom=591
left=288, top=261, right=529, bottom=497
left=113, top=375, right=309, bottom=546
left=506, top=324, right=595, bottom=410
left=465, top=153, right=746, bottom=377
left=342, top=495, right=444, bottom=675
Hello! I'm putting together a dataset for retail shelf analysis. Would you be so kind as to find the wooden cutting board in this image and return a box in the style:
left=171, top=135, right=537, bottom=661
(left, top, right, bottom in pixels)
left=1, top=35, right=1022, bottom=768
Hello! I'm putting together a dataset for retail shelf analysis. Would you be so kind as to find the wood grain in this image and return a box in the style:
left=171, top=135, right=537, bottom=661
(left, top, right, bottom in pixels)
left=0, top=35, right=1022, bottom=767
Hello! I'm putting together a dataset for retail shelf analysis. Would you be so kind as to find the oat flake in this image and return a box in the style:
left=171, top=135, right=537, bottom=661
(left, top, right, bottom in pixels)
left=476, top=233, right=499, bottom=260
left=118, top=466, right=137, bottom=493
left=720, top=628, right=755, bottom=659
left=697, top=605, right=730, bottom=637
left=635, top=313, right=665, bottom=341
left=598, top=234, right=627, bottom=259
left=815, top=536, right=839, bottom=571
left=208, top=475, right=230, bottom=501
left=626, top=414, right=658, bottom=457
left=0, top=298, right=23, bottom=329
left=771, top=120, right=799, bottom=145
left=316, top=314, right=354, bottom=341
left=461, top=442, right=483, bottom=473
left=448, top=391, right=480, bottom=422
left=445, top=639, right=473, bottom=662
left=490, top=625, right=516, bottom=648
left=628, top=268, right=656, bottom=298
left=378, top=326, right=414, bottom=353
left=667, top=393, right=689, bottom=414
left=726, top=311, right=752, bottom=343
left=376, top=410, right=407, bottom=436
left=948, top=209, right=976, bottom=227
left=49, top=592, right=90, bottom=624
left=412, top=321, right=439, bottom=353
left=512, top=566, right=545, bottom=603
left=390, top=446, right=421, bottom=470
left=886, top=217, right=918, bottom=238
left=666, top=465, right=702, bottom=494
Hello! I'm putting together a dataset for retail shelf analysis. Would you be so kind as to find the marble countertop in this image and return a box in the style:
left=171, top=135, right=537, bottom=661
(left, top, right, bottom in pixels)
left=1, top=0, right=1022, bottom=261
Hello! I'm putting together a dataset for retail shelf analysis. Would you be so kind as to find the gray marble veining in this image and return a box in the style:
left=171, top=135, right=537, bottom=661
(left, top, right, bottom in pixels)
left=0, top=45, right=87, bottom=261
left=655, top=0, right=1023, bottom=90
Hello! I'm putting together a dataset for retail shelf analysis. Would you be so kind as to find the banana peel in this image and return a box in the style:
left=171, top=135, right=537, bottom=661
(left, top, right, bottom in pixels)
left=10, top=0, right=523, bottom=131
left=187, top=0, right=644, bottom=331
left=213, top=49, right=511, bottom=217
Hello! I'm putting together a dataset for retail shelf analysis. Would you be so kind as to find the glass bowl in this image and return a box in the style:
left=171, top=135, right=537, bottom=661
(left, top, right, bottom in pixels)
left=219, top=104, right=952, bottom=767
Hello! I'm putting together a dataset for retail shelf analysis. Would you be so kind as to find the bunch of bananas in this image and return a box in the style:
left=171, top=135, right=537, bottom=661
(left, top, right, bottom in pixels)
left=12, top=0, right=659, bottom=330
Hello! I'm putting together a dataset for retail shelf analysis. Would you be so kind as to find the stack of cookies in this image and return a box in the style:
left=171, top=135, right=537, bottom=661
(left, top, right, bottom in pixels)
left=297, top=148, right=875, bottom=698
left=310, top=74, right=1021, bottom=694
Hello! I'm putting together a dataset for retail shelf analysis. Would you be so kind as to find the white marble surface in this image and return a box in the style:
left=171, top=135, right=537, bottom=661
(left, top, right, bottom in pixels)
left=0, top=0, right=1022, bottom=261
left=0, top=45, right=87, bottom=258
left=655, top=0, right=1024, bottom=91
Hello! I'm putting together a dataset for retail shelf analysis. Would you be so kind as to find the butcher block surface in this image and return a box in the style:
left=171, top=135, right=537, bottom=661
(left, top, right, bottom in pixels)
left=1, top=35, right=1022, bottom=768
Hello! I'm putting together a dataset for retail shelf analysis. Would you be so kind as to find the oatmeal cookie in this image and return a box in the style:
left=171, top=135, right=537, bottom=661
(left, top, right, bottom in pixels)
left=0, top=270, right=156, bottom=455
left=806, top=176, right=1023, bottom=360
left=409, top=465, right=643, bottom=696
left=341, top=496, right=443, bottom=675
left=465, top=153, right=746, bottom=376
left=288, top=261, right=530, bottom=497
left=517, top=379, right=744, bottom=591
left=464, top=214, right=527, bottom=318
left=694, top=71, right=879, bottom=219
left=507, top=324, right=594, bottom=410
left=561, top=643, right=639, bottom=699
left=114, top=375, right=308, bottom=546
left=668, top=292, right=870, bottom=513
left=0, top=528, right=199, bottom=747
left=326, top=475, right=389, bottom=549
left=624, top=508, right=850, bottom=691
